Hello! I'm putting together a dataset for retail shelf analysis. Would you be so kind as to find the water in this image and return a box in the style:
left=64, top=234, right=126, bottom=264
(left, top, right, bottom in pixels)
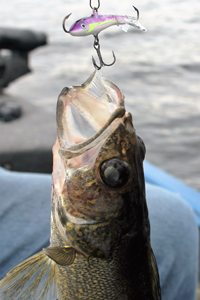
left=1, top=0, right=200, bottom=190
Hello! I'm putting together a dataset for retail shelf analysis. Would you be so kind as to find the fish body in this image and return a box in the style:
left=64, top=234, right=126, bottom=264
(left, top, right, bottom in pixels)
left=68, top=12, right=146, bottom=36
left=0, top=71, right=161, bottom=300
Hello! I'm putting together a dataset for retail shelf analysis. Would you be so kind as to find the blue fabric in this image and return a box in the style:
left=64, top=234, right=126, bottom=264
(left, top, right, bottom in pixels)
left=144, top=161, right=200, bottom=226
left=0, top=167, right=51, bottom=278
left=0, top=167, right=198, bottom=299
left=146, top=183, right=199, bottom=300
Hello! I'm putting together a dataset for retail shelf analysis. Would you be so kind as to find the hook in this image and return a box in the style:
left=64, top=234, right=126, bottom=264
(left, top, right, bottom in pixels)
left=92, top=35, right=116, bottom=70
left=63, top=13, right=72, bottom=33
left=133, top=6, right=139, bottom=20
left=90, top=0, right=100, bottom=13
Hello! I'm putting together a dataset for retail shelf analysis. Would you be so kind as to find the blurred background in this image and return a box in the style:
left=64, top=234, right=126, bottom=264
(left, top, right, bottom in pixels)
left=0, top=0, right=200, bottom=191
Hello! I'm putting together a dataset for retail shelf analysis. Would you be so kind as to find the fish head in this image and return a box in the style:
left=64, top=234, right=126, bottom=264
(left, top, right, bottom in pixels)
left=52, top=71, right=147, bottom=259
left=69, top=17, right=91, bottom=36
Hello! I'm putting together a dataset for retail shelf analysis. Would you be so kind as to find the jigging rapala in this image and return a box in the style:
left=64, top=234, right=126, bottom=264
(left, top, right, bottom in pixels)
left=63, top=6, right=146, bottom=37
left=63, top=4, right=146, bottom=69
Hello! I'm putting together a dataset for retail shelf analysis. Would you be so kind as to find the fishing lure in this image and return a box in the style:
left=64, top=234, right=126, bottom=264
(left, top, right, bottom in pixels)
left=63, top=6, right=146, bottom=37
left=63, top=1, right=146, bottom=69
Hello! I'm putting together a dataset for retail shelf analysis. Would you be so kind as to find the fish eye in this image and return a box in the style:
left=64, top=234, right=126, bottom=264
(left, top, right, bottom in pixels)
left=100, top=158, right=131, bottom=189
left=81, top=23, right=86, bottom=29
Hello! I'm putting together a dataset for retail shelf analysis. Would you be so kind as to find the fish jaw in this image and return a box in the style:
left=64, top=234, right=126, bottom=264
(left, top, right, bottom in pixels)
left=55, top=70, right=125, bottom=168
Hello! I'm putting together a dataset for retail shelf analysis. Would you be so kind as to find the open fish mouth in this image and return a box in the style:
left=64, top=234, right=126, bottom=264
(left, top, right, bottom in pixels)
left=56, top=71, right=125, bottom=163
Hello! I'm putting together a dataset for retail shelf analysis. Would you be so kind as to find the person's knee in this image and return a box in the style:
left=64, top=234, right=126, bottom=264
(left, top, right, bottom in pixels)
left=146, top=183, right=199, bottom=300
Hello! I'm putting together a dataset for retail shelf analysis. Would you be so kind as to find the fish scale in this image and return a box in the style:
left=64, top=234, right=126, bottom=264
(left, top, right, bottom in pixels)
left=55, top=237, right=152, bottom=299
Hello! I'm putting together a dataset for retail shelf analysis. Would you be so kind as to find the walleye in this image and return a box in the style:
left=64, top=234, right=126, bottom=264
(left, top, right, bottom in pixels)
left=63, top=6, right=146, bottom=36
left=0, top=71, right=161, bottom=299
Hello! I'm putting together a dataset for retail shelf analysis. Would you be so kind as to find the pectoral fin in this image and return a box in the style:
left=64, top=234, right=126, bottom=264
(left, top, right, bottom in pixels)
left=118, top=24, right=130, bottom=32
left=43, top=246, right=76, bottom=266
left=148, top=243, right=162, bottom=300
left=0, top=251, right=57, bottom=300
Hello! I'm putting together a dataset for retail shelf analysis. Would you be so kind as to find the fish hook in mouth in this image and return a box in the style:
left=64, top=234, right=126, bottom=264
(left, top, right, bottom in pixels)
left=63, top=13, right=72, bottom=33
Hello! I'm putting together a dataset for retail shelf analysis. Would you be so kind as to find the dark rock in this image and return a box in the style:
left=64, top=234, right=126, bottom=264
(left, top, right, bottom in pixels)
left=0, top=94, right=56, bottom=173
left=0, top=27, right=47, bottom=52
left=0, top=27, right=47, bottom=89
left=0, top=101, right=22, bottom=122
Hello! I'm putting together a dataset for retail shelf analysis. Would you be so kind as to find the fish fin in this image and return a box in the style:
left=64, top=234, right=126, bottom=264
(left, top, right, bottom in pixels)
left=118, top=24, right=130, bottom=32
left=43, top=246, right=76, bottom=266
left=149, top=244, right=162, bottom=300
left=83, top=71, right=107, bottom=99
left=126, top=16, right=147, bottom=31
left=0, top=251, right=58, bottom=300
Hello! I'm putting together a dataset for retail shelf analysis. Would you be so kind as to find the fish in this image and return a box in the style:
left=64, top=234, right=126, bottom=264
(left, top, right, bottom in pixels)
left=63, top=6, right=146, bottom=37
left=0, top=71, right=161, bottom=299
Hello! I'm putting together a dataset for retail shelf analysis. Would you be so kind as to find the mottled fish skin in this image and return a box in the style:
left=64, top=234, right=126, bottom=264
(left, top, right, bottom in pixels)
left=0, top=71, right=161, bottom=300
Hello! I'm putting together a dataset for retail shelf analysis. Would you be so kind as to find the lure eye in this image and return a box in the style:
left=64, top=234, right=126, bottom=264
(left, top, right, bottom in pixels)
left=100, top=158, right=131, bottom=189
left=81, top=23, right=86, bottom=29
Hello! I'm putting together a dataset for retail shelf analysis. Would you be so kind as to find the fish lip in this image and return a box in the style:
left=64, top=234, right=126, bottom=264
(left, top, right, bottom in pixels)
left=62, top=211, right=112, bottom=226
left=66, top=215, right=101, bottom=226
left=57, top=200, right=107, bottom=226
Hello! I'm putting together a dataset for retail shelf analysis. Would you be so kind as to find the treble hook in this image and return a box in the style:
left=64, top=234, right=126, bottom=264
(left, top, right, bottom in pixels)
left=90, top=0, right=100, bottom=13
left=92, top=35, right=116, bottom=70
left=63, top=13, right=72, bottom=33
left=133, top=6, right=139, bottom=20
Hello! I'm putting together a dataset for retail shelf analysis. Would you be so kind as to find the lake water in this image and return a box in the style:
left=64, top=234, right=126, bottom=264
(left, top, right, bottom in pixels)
left=1, top=0, right=200, bottom=191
